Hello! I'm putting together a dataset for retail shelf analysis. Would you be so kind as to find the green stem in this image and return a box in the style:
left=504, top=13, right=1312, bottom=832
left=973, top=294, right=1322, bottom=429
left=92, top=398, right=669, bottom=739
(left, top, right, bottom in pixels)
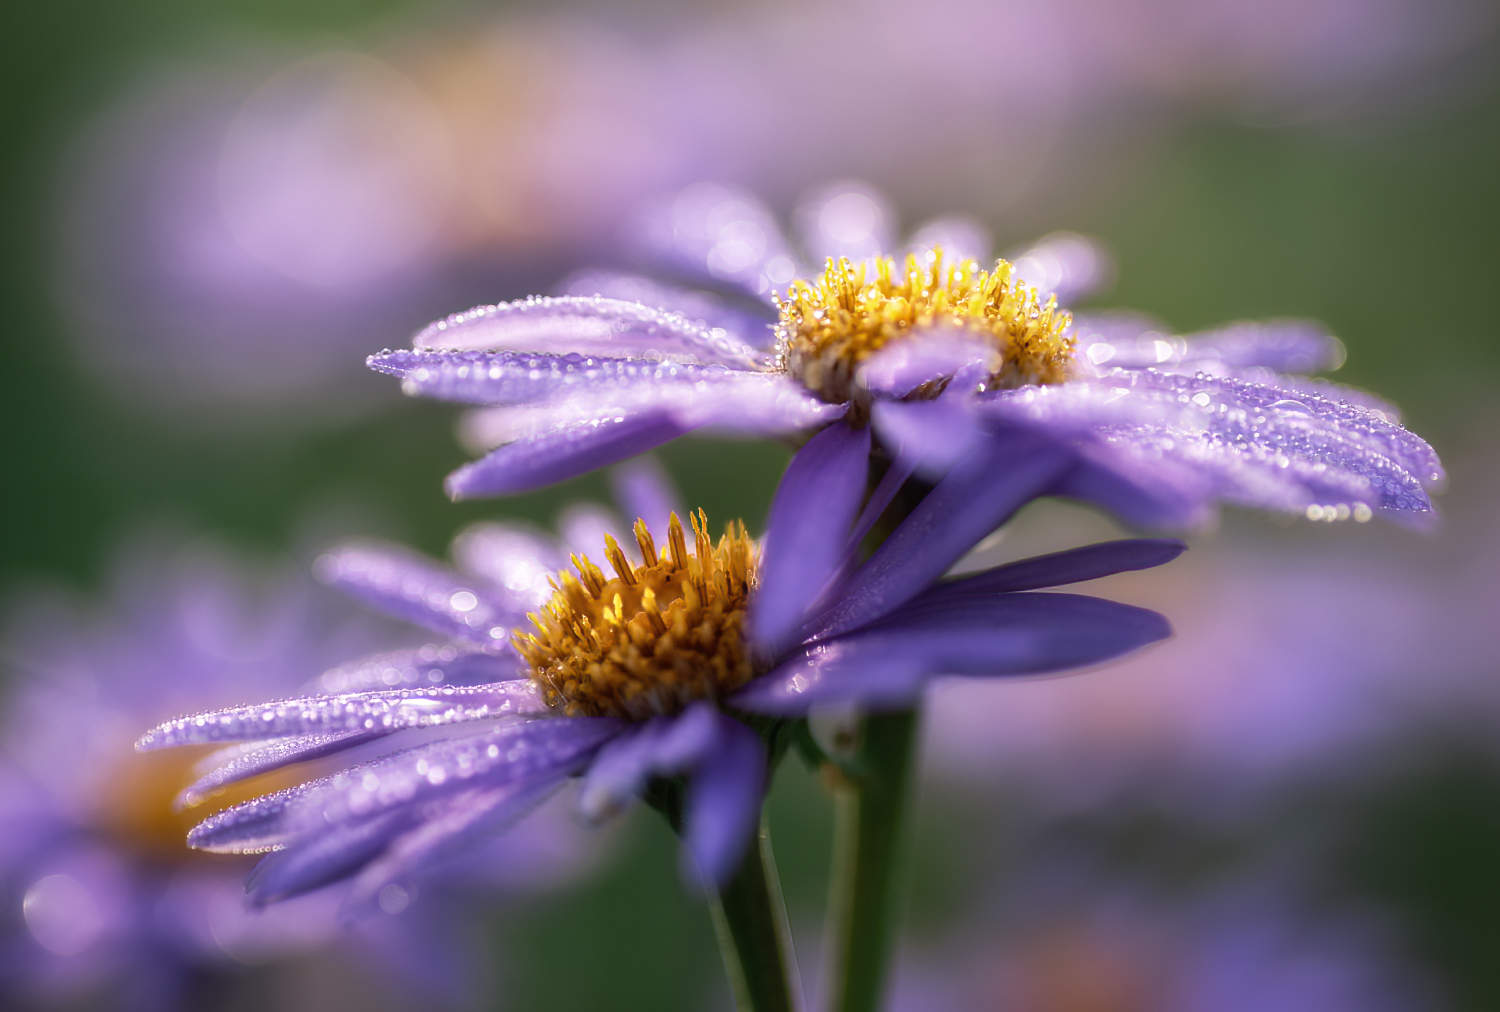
left=823, top=708, right=920, bottom=1012
left=710, top=817, right=803, bottom=1012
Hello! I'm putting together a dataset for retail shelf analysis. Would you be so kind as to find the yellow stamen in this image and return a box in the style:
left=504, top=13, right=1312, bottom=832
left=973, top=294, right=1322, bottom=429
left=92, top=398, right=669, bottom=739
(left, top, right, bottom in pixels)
left=513, top=510, right=759, bottom=720
left=774, top=248, right=1076, bottom=403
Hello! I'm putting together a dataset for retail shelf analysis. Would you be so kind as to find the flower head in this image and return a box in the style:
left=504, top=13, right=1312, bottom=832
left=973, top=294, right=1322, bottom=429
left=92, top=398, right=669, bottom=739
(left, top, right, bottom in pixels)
left=776, top=250, right=1074, bottom=403
left=369, top=182, right=1441, bottom=532
left=137, top=466, right=1180, bottom=901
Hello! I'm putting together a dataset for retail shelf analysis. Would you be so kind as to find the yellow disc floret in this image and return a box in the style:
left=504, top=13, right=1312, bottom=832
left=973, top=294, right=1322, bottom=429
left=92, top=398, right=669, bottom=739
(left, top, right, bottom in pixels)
left=774, top=249, right=1076, bottom=404
left=514, top=511, right=758, bottom=720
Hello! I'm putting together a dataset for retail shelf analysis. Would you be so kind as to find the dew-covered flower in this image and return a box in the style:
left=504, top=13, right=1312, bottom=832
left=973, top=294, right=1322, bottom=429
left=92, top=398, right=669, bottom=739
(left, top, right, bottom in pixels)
left=135, top=475, right=1180, bottom=901
left=369, top=182, right=1441, bottom=531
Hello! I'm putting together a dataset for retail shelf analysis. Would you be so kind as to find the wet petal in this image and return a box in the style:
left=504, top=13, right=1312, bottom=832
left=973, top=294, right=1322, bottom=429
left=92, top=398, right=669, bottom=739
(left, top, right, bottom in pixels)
left=806, top=429, right=1076, bottom=640
left=681, top=714, right=765, bottom=890
left=448, top=411, right=694, bottom=499
left=313, top=541, right=520, bottom=644
left=187, top=779, right=327, bottom=854
left=1076, top=317, right=1345, bottom=376
left=137, top=682, right=544, bottom=750
left=751, top=422, right=871, bottom=657
left=370, top=349, right=743, bottom=406
left=311, top=645, right=524, bottom=694
left=191, top=718, right=617, bottom=859
left=556, top=269, right=777, bottom=349
left=177, top=730, right=385, bottom=809
left=447, top=376, right=841, bottom=498
left=982, top=369, right=1443, bottom=522
left=245, top=808, right=417, bottom=903
left=409, top=296, right=768, bottom=369
left=737, top=593, right=1171, bottom=713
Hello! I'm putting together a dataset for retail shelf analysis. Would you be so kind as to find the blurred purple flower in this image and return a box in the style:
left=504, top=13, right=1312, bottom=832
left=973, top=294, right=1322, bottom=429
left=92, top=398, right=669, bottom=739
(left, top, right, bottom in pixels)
left=135, top=456, right=1178, bottom=902
left=889, top=884, right=1436, bottom=1012
left=0, top=536, right=593, bottom=1010
left=370, top=182, right=1441, bottom=533
left=0, top=538, right=368, bottom=1008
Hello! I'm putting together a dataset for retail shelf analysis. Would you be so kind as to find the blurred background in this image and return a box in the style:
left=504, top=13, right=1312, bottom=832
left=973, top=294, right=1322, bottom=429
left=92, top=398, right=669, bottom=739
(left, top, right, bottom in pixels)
left=2, top=0, right=1499, bottom=1008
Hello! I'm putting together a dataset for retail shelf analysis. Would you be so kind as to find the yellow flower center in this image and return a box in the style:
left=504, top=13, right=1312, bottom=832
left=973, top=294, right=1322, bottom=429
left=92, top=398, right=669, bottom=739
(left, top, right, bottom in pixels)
left=774, top=249, right=1076, bottom=403
left=514, top=511, right=758, bottom=720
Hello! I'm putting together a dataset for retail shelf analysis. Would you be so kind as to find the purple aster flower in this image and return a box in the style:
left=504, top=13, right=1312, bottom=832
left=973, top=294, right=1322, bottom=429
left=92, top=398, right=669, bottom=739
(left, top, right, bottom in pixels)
left=368, top=182, right=1442, bottom=535
left=135, top=479, right=1180, bottom=901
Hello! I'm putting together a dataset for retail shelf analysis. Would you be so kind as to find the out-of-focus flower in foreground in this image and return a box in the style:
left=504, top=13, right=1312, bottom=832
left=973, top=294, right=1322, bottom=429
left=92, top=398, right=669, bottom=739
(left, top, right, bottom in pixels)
left=370, top=182, right=1441, bottom=538
left=0, top=537, right=592, bottom=1010
left=135, top=464, right=1178, bottom=901
left=0, top=540, right=364, bottom=1008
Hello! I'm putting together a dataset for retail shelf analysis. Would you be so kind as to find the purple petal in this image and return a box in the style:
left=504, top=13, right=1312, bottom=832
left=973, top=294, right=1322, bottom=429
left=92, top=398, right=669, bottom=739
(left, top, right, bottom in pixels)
left=137, top=682, right=544, bottom=750
left=577, top=704, right=719, bottom=821
left=844, top=455, right=918, bottom=555
left=555, top=269, right=777, bottom=349
left=447, top=411, right=694, bottom=499
left=246, top=807, right=418, bottom=903
left=447, top=376, right=841, bottom=498
left=806, top=429, right=1076, bottom=641
left=928, top=539, right=1186, bottom=600
left=188, top=779, right=328, bottom=854
left=681, top=714, right=765, bottom=890
left=905, top=216, right=992, bottom=263
left=311, top=645, right=524, bottom=694
left=297, top=718, right=617, bottom=830
left=736, top=593, right=1170, bottom=714
left=793, top=181, right=896, bottom=265
left=1050, top=443, right=1207, bottom=528
left=177, top=730, right=384, bottom=809
left=370, top=349, right=740, bottom=406
left=870, top=398, right=983, bottom=478
left=1006, top=232, right=1114, bottom=305
left=409, top=296, right=769, bottom=369
left=313, top=540, right=520, bottom=644
left=609, top=455, right=684, bottom=533
left=1075, top=317, right=1343, bottom=375
left=750, top=422, right=871, bottom=657
left=191, top=718, right=617, bottom=858
left=342, top=776, right=567, bottom=911
left=451, top=521, right=567, bottom=611
left=857, top=329, right=995, bottom=399
left=982, top=369, right=1443, bottom=520
left=623, top=182, right=799, bottom=298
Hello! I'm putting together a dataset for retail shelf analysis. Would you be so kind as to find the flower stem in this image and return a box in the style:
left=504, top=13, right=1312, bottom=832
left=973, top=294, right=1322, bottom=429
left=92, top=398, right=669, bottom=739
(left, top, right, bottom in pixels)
left=710, top=817, right=803, bottom=1012
left=823, top=708, right=920, bottom=1012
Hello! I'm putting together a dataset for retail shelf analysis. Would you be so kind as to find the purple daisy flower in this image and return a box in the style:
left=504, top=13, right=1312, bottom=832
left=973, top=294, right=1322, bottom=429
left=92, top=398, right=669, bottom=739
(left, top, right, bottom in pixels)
left=367, top=182, right=1441, bottom=533
left=135, top=477, right=1181, bottom=901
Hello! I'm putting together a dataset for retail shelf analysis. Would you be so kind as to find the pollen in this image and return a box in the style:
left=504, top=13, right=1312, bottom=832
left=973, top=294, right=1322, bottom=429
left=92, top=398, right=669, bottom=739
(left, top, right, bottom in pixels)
left=514, top=511, right=758, bottom=720
left=774, top=249, right=1076, bottom=403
